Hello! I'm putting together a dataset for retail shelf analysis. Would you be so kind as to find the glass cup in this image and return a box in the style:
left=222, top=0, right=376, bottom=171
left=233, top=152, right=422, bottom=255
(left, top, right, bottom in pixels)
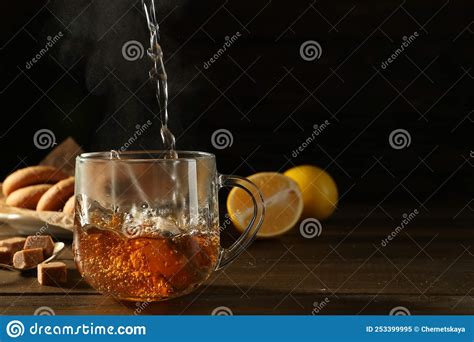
left=73, top=151, right=265, bottom=301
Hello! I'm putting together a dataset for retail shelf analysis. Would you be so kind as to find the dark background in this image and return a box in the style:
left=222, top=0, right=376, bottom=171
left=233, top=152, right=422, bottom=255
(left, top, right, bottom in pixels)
left=0, top=1, right=472, bottom=316
left=0, top=0, right=472, bottom=208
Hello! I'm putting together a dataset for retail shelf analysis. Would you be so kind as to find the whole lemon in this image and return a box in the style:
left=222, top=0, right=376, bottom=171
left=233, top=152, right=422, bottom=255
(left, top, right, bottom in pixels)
left=284, top=165, right=338, bottom=219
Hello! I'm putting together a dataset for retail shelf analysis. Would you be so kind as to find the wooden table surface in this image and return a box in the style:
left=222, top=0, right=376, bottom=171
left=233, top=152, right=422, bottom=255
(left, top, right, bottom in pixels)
left=0, top=203, right=472, bottom=315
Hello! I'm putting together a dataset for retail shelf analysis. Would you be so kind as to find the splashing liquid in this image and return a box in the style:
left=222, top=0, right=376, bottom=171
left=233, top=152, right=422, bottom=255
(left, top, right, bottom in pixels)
left=142, top=0, right=177, bottom=159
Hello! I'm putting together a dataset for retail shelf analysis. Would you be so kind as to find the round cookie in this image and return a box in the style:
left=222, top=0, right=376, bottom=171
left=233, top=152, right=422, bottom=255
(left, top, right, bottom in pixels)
left=63, top=195, right=75, bottom=215
left=3, top=166, right=68, bottom=196
left=6, top=184, right=53, bottom=210
left=37, top=177, right=75, bottom=212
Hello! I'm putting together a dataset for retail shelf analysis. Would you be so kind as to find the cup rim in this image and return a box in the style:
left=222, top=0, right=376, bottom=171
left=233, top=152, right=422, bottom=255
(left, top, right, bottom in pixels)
left=77, top=150, right=216, bottom=163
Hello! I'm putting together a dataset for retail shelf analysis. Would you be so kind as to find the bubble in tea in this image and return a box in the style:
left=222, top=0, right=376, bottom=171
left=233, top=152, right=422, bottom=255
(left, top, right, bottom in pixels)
left=73, top=201, right=219, bottom=301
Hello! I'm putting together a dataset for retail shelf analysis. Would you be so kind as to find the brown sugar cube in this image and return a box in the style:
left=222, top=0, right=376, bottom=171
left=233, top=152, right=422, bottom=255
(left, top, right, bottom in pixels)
left=0, top=247, right=12, bottom=264
left=0, top=237, right=26, bottom=254
left=23, top=235, right=55, bottom=258
left=38, top=262, right=67, bottom=285
left=12, top=248, right=44, bottom=269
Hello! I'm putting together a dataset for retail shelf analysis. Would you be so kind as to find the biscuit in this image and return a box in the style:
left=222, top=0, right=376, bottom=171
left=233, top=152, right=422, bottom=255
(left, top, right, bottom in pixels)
left=36, top=177, right=75, bottom=211
left=6, top=184, right=53, bottom=210
left=3, top=166, right=68, bottom=196
left=63, top=195, right=75, bottom=215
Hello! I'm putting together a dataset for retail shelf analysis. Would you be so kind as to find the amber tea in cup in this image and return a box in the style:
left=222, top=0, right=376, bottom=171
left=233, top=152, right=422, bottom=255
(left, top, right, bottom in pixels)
left=73, top=151, right=264, bottom=302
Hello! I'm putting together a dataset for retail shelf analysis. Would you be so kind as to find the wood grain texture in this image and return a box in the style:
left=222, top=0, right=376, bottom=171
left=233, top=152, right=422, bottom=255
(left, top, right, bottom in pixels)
left=0, top=204, right=472, bottom=315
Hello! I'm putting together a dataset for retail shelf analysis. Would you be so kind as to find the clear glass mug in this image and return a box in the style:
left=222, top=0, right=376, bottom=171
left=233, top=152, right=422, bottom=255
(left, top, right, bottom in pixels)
left=73, top=151, right=265, bottom=302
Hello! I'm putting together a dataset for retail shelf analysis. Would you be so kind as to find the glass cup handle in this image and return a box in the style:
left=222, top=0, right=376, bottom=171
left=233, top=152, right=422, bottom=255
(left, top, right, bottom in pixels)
left=215, top=173, right=265, bottom=270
